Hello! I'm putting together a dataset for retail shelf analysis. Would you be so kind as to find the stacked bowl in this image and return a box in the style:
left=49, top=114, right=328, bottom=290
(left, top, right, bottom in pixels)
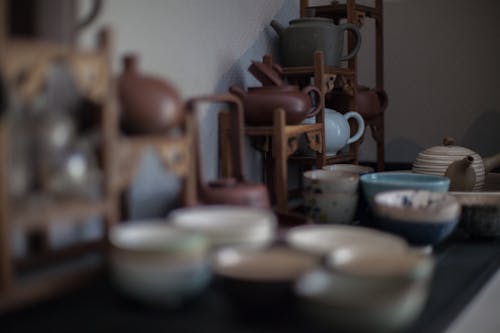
left=108, top=221, right=212, bottom=307
left=303, top=169, right=359, bottom=224
left=168, top=205, right=277, bottom=249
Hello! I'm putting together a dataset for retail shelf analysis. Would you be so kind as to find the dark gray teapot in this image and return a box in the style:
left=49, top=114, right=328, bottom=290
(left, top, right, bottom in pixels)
left=271, top=18, right=361, bottom=67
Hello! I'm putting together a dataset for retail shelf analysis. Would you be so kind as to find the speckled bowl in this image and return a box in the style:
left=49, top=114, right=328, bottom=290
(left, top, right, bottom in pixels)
left=450, top=192, right=500, bottom=238
left=373, top=190, right=460, bottom=246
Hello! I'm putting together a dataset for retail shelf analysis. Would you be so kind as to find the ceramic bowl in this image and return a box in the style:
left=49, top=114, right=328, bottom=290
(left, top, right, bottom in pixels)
left=168, top=205, right=277, bottom=249
left=322, top=163, right=374, bottom=175
left=360, top=172, right=450, bottom=203
left=450, top=192, right=500, bottom=238
left=108, top=221, right=211, bottom=307
left=373, top=190, right=460, bottom=246
left=295, top=267, right=430, bottom=333
left=303, top=191, right=358, bottom=224
left=285, top=224, right=408, bottom=257
left=303, top=170, right=359, bottom=195
left=213, top=246, right=318, bottom=316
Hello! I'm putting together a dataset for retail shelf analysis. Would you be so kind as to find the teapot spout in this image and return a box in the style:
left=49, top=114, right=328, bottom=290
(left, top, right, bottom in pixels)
left=483, top=152, right=500, bottom=173
left=270, top=20, right=285, bottom=37
left=445, top=155, right=476, bottom=191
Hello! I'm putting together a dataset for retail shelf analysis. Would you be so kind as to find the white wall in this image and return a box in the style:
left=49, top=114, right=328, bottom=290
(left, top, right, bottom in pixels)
left=78, top=0, right=500, bottom=217
left=357, top=0, right=500, bottom=163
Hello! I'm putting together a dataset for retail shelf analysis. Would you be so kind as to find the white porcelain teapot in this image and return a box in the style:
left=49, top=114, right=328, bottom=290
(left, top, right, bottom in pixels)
left=300, top=108, right=365, bottom=155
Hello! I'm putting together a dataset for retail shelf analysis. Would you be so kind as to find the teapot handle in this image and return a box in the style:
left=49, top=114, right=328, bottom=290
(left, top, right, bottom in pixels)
left=339, top=23, right=362, bottom=62
left=301, top=86, right=322, bottom=118
left=344, top=111, right=365, bottom=144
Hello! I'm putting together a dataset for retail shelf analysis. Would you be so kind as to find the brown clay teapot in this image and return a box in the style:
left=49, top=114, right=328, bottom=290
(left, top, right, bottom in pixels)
left=186, top=94, right=271, bottom=209
left=118, top=54, right=184, bottom=134
left=229, top=84, right=321, bottom=126
left=325, top=85, right=388, bottom=119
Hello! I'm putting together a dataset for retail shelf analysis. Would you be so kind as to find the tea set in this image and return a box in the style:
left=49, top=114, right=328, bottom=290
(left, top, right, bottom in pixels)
left=105, top=15, right=500, bottom=333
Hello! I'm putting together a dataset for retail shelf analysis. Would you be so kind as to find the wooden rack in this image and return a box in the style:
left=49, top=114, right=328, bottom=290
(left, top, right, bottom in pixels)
left=220, top=52, right=358, bottom=212
left=300, top=0, right=385, bottom=171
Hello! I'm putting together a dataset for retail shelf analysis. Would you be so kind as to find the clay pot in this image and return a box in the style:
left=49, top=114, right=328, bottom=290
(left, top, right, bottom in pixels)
left=229, top=85, right=321, bottom=126
left=186, top=94, right=271, bottom=209
left=325, top=85, right=388, bottom=120
left=118, top=54, right=184, bottom=134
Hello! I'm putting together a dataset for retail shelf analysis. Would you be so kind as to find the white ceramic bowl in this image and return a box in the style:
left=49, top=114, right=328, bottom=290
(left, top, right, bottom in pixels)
left=109, top=221, right=211, bottom=306
left=295, top=268, right=430, bottom=333
left=168, top=205, right=277, bottom=248
left=373, top=190, right=460, bottom=246
left=322, top=163, right=374, bottom=175
left=285, top=224, right=408, bottom=256
left=303, top=170, right=359, bottom=195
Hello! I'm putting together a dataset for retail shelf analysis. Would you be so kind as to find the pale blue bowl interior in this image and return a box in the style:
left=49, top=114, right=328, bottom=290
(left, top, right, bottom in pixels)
left=360, top=172, right=450, bottom=202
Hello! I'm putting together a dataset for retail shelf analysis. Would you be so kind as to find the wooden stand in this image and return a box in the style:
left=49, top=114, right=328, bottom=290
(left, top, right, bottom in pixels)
left=301, top=0, right=385, bottom=171
left=0, top=27, right=117, bottom=311
left=220, top=52, right=358, bottom=212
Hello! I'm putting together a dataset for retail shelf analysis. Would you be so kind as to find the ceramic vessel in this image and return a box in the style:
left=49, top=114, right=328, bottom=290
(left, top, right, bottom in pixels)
left=213, top=246, right=318, bottom=316
left=322, top=163, right=374, bottom=175
left=285, top=224, right=408, bottom=257
left=325, top=85, right=388, bottom=120
left=450, top=192, right=500, bottom=238
left=295, top=267, right=430, bottom=333
left=229, top=84, right=321, bottom=126
left=187, top=94, right=271, bottom=209
left=168, top=205, right=277, bottom=248
left=412, top=137, right=500, bottom=191
left=108, top=221, right=211, bottom=307
left=301, top=108, right=365, bottom=155
left=360, top=172, right=450, bottom=203
left=270, top=18, right=361, bottom=67
left=303, top=170, right=359, bottom=195
left=373, top=190, right=461, bottom=246
left=303, top=191, right=358, bottom=225
left=118, top=54, right=183, bottom=134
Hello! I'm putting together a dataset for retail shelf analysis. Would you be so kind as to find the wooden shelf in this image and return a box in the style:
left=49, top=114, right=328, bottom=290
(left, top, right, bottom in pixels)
left=282, top=65, right=355, bottom=77
left=290, top=151, right=357, bottom=165
left=11, top=196, right=108, bottom=231
left=307, top=3, right=382, bottom=20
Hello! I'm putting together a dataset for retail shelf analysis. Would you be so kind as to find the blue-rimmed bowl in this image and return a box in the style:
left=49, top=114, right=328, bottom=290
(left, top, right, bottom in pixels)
left=373, top=190, right=460, bottom=246
left=360, top=172, right=450, bottom=203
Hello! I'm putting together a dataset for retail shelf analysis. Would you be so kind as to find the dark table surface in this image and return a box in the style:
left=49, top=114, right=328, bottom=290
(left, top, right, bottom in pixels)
left=1, top=231, right=500, bottom=333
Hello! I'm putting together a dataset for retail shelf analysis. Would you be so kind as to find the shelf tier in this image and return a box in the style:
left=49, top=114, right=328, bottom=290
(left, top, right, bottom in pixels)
left=281, top=65, right=355, bottom=77
left=290, top=151, right=357, bottom=165
left=11, top=196, right=109, bottom=231
left=306, top=3, right=382, bottom=20
left=245, top=123, right=323, bottom=137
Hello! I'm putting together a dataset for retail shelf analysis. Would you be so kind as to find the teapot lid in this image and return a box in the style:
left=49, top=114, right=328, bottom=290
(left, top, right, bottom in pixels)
left=248, top=61, right=285, bottom=87
left=418, top=137, right=476, bottom=157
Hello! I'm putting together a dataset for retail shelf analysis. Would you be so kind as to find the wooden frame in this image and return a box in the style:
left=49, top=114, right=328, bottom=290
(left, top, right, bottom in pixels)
left=300, top=0, right=385, bottom=171
left=220, top=52, right=358, bottom=212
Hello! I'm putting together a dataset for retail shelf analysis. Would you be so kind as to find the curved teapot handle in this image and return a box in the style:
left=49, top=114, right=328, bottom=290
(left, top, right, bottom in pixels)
left=186, top=94, right=246, bottom=186
left=301, top=85, right=322, bottom=118
left=344, top=111, right=365, bottom=145
left=339, top=23, right=362, bottom=62
left=374, top=88, right=389, bottom=111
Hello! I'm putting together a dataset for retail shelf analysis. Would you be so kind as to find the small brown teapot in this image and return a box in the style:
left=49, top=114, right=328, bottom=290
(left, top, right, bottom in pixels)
left=186, top=94, right=271, bottom=209
left=118, top=54, right=184, bottom=134
left=229, top=84, right=321, bottom=126
left=325, top=85, right=388, bottom=119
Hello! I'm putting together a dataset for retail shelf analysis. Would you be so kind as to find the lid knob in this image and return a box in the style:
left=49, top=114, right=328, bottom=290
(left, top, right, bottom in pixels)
left=443, top=137, right=455, bottom=146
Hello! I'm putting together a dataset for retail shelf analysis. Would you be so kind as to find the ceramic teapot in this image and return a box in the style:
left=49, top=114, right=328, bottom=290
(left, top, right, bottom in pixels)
left=270, top=18, right=361, bottom=67
left=186, top=94, right=271, bottom=209
left=325, top=85, right=388, bottom=120
left=229, top=85, right=321, bottom=126
left=118, top=54, right=184, bottom=135
left=412, top=137, right=500, bottom=191
left=301, top=108, right=365, bottom=155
